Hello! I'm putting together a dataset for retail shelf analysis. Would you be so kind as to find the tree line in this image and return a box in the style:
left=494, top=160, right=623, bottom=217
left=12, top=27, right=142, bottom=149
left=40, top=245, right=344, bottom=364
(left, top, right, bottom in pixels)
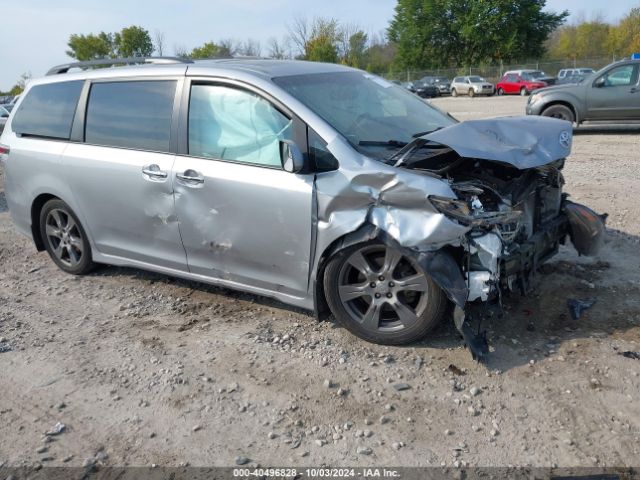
left=545, top=7, right=640, bottom=59
left=3, top=2, right=640, bottom=95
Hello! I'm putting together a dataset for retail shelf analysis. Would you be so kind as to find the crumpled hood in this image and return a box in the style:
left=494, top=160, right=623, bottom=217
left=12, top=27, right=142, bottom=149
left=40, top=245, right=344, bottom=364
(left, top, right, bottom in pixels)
left=423, top=116, right=573, bottom=169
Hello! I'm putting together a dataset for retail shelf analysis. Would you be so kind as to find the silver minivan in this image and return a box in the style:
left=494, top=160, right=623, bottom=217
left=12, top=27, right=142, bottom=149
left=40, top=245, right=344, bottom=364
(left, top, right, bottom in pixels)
left=0, top=58, right=604, bottom=358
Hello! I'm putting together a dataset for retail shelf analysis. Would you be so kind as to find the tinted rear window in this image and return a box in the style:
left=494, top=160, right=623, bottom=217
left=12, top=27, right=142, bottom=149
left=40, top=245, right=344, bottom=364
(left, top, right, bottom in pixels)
left=85, top=81, right=176, bottom=152
left=12, top=81, right=83, bottom=139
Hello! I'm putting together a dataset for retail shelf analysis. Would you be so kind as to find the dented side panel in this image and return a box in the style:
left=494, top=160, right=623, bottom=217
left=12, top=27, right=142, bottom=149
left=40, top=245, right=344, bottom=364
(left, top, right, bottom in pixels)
left=173, top=155, right=314, bottom=298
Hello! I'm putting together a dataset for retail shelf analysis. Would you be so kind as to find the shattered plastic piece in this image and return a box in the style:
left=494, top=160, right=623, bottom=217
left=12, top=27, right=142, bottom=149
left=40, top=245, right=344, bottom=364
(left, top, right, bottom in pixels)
left=392, top=383, right=411, bottom=391
left=564, top=201, right=606, bottom=256
left=620, top=351, right=640, bottom=360
left=45, top=422, right=66, bottom=436
left=0, top=344, right=12, bottom=353
left=453, top=306, right=489, bottom=362
left=567, top=298, right=597, bottom=320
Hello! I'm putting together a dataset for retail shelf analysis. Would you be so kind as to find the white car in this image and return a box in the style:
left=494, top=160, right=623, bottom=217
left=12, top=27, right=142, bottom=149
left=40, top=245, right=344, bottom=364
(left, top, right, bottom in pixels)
left=557, top=68, right=595, bottom=80
left=450, top=76, right=494, bottom=97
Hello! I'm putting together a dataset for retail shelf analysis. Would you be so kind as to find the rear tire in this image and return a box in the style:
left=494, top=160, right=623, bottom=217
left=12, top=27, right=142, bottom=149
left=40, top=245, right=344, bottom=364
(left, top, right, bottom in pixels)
left=323, top=242, right=447, bottom=345
left=451, top=88, right=458, bottom=97
left=520, top=87, right=528, bottom=96
left=39, top=199, right=96, bottom=275
left=541, top=104, right=575, bottom=123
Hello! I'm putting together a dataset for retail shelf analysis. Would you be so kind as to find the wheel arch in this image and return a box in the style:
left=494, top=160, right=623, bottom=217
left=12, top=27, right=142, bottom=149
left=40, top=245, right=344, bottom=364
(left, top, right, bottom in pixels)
left=541, top=99, right=580, bottom=124
left=30, top=193, right=59, bottom=251
left=312, top=224, right=468, bottom=319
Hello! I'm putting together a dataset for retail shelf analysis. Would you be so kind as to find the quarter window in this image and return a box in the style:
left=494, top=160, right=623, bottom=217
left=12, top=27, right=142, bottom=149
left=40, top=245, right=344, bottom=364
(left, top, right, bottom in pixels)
left=85, top=81, right=176, bottom=152
left=12, top=80, right=83, bottom=139
left=308, top=129, right=338, bottom=172
left=188, top=84, right=293, bottom=167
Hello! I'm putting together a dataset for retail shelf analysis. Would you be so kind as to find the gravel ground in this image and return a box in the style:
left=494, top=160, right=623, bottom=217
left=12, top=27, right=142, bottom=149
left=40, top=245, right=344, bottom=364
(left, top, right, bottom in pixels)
left=0, top=96, right=639, bottom=470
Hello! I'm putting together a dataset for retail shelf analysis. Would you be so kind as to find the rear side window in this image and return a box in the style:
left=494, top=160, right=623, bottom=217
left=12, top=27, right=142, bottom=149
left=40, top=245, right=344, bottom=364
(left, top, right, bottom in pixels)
left=85, top=81, right=176, bottom=152
left=12, top=80, right=83, bottom=139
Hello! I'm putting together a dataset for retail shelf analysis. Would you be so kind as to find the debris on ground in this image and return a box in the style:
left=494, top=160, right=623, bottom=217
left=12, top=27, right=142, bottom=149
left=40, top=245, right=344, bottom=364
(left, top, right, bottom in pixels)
left=45, top=422, right=66, bottom=436
left=567, top=298, right=597, bottom=320
left=0, top=344, right=11, bottom=353
left=393, top=383, right=411, bottom=391
left=619, top=351, right=640, bottom=360
left=448, top=364, right=466, bottom=376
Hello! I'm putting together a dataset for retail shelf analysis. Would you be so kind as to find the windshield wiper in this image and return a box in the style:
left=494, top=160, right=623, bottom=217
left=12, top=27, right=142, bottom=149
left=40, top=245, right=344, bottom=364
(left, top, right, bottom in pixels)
left=387, top=137, right=429, bottom=166
left=358, top=139, right=408, bottom=147
left=411, top=127, right=443, bottom=138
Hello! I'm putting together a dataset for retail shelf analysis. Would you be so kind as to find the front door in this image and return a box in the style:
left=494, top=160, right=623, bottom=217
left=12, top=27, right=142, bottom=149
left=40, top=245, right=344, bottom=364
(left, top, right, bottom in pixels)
left=586, top=63, right=640, bottom=120
left=172, top=81, right=313, bottom=298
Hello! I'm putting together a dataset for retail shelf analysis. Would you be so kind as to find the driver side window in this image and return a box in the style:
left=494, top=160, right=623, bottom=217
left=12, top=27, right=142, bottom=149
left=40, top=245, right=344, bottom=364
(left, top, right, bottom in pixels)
left=188, top=84, right=293, bottom=167
left=598, top=65, right=638, bottom=87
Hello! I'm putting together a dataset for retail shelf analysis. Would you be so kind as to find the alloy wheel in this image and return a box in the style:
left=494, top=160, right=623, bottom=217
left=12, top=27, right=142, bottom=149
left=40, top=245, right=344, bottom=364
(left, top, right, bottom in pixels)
left=337, top=245, right=430, bottom=333
left=44, top=208, right=84, bottom=268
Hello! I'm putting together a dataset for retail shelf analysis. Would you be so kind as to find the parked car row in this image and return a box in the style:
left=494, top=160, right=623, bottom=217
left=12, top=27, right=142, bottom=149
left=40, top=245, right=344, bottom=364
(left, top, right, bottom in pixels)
left=381, top=65, right=607, bottom=102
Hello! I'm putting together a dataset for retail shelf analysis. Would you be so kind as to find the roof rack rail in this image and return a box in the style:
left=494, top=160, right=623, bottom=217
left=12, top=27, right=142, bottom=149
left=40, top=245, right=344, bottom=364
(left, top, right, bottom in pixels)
left=46, top=57, right=194, bottom=76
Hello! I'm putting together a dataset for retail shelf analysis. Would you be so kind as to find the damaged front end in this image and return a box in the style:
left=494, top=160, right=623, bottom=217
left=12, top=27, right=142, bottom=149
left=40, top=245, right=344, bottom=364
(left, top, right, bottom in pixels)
left=407, top=118, right=606, bottom=360
left=314, top=116, right=606, bottom=361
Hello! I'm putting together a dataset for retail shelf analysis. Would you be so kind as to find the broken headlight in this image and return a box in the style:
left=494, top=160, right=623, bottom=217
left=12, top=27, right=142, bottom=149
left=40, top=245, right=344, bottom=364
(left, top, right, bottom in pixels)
left=429, top=195, right=523, bottom=227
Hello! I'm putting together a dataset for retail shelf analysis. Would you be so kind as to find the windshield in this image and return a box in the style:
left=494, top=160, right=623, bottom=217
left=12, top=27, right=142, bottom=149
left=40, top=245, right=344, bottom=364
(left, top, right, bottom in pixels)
left=529, top=71, right=546, bottom=79
left=434, top=77, right=449, bottom=83
left=468, top=76, right=484, bottom=83
left=273, top=71, right=456, bottom=160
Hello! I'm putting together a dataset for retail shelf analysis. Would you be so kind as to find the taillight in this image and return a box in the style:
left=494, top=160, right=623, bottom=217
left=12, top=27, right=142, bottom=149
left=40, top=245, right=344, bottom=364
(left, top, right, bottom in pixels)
left=0, top=144, right=9, bottom=162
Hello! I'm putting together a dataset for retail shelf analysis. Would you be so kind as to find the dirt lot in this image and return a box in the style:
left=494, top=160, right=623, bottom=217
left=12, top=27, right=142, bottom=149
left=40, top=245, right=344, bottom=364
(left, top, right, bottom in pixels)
left=1, top=96, right=639, bottom=470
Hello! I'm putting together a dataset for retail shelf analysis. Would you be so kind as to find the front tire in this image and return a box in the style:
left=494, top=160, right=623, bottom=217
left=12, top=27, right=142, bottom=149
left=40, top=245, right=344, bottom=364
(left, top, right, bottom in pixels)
left=323, top=242, right=447, bottom=345
left=39, top=199, right=96, bottom=275
left=497, top=87, right=504, bottom=96
left=541, top=104, right=575, bottom=123
left=468, top=88, right=475, bottom=98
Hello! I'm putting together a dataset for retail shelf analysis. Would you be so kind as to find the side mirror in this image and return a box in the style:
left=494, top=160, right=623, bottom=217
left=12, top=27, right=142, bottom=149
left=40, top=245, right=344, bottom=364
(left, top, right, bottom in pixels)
left=594, top=77, right=605, bottom=88
left=280, top=139, right=305, bottom=173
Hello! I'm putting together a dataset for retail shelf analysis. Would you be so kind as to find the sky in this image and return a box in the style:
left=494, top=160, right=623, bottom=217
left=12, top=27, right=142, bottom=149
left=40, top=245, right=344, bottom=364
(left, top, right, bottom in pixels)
left=0, top=0, right=636, bottom=91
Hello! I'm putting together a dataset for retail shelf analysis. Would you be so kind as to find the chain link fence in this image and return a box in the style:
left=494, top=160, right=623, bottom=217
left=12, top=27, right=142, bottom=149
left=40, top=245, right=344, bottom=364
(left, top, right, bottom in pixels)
left=378, top=55, right=622, bottom=83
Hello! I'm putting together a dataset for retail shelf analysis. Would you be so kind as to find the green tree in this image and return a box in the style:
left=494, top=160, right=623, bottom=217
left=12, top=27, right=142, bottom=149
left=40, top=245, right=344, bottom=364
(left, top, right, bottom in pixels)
left=67, top=26, right=153, bottom=60
left=347, top=31, right=368, bottom=67
left=388, top=0, right=568, bottom=68
left=189, top=41, right=233, bottom=59
left=305, top=34, right=339, bottom=62
left=608, top=8, right=640, bottom=56
left=114, top=26, right=153, bottom=57
left=67, top=32, right=115, bottom=60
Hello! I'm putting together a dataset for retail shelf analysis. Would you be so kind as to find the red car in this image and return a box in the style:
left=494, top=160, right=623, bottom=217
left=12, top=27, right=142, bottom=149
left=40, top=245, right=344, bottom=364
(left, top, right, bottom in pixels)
left=496, top=70, right=547, bottom=96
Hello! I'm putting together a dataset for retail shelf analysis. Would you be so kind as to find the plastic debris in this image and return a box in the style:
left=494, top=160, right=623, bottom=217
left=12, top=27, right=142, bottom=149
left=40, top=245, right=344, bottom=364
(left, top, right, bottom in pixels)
left=0, top=344, right=12, bottom=353
left=620, top=351, right=640, bottom=360
left=567, top=298, right=597, bottom=320
left=45, top=422, right=66, bottom=436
